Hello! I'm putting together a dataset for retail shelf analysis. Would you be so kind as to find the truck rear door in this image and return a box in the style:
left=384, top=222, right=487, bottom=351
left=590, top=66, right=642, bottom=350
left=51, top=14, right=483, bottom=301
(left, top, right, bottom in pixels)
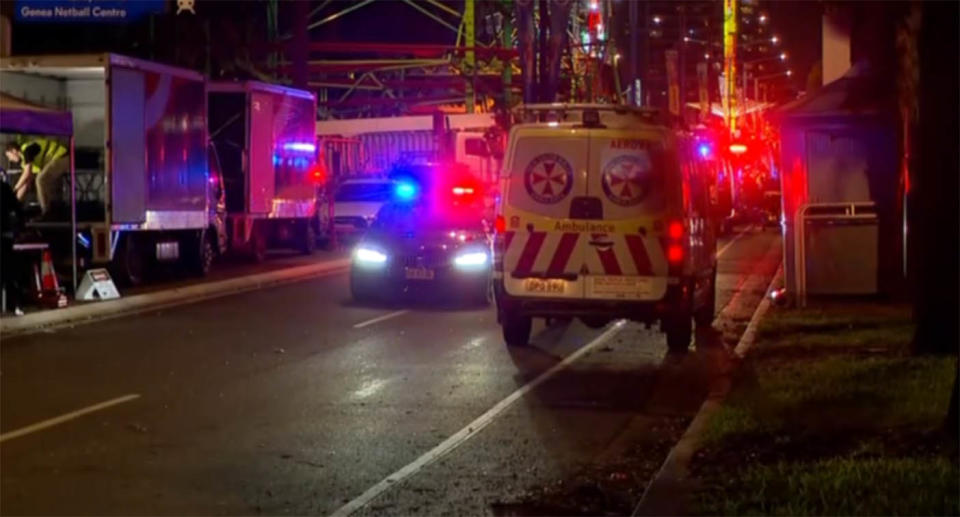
left=581, top=131, right=673, bottom=301
left=248, top=91, right=275, bottom=214
left=502, top=129, right=588, bottom=299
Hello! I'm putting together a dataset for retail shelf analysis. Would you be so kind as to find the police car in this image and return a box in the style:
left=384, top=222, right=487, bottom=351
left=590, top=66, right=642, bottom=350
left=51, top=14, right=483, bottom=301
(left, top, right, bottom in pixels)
left=493, top=104, right=718, bottom=352
left=349, top=163, right=492, bottom=305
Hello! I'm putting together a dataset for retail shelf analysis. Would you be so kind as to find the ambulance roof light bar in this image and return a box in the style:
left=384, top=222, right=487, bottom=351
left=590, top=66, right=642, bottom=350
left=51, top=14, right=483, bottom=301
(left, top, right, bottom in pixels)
left=513, top=103, right=668, bottom=127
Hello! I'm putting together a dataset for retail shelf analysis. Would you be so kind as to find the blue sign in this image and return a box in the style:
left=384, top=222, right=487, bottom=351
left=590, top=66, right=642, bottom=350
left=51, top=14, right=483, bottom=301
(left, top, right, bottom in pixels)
left=15, top=1, right=168, bottom=23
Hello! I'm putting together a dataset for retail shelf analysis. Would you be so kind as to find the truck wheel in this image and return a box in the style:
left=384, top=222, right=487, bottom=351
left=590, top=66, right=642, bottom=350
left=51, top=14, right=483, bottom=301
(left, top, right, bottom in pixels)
left=664, top=315, right=693, bottom=353
left=502, top=314, right=532, bottom=348
left=113, top=234, right=145, bottom=287
left=694, top=268, right=718, bottom=327
left=190, top=230, right=214, bottom=278
left=300, top=223, right=317, bottom=255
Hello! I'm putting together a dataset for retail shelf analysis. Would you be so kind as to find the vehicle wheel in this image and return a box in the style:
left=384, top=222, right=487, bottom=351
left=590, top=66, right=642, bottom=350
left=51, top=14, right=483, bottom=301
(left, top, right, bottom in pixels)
left=664, top=315, right=693, bottom=353
left=112, top=234, right=145, bottom=287
left=189, top=230, right=215, bottom=277
left=251, top=226, right=268, bottom=264
left=350, top=273, right=376, bottom=304
left=694, top=268, right=717, bottom=327
left=580, top=316, right=610, bottom=329
left=502, top=314, right=532, bottom=348
left=301, top=223, right=317, bottom=255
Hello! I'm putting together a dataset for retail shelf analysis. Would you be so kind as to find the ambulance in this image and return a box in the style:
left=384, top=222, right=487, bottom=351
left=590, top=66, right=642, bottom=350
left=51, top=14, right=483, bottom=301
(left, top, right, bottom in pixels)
left=493, top=104, right=718, bottom=352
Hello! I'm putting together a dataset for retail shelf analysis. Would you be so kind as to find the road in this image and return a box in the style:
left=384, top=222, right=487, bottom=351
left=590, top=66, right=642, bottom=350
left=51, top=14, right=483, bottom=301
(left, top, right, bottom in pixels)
left=0, top=228, right=781, bottom=516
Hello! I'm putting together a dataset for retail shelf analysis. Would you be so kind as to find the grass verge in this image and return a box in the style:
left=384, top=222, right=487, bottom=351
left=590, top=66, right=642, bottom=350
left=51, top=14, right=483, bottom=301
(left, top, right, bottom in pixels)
left=692, top=302, right=959, bottom=516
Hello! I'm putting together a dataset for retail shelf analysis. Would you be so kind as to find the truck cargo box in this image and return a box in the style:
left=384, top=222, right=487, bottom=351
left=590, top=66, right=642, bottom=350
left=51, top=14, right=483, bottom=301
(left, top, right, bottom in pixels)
left=0, top=54, right=209, bottom=230
left=208, top=81, right=317, bottom=218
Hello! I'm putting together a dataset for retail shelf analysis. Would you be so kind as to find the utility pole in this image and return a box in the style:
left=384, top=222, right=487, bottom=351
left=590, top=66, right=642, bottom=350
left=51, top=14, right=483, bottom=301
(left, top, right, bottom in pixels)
left=723, top=0, right=738, bottom=134
left=628, top=0, right=638, bottom=104
left=678, top=4, right=686, bottom=123
left=465, top=0, right=476, bottom=113
left=290, top=0, right=310, bottom=89
left=537, top=0, right=549, bottom=102
left=501, top=0, right=513, bottom=107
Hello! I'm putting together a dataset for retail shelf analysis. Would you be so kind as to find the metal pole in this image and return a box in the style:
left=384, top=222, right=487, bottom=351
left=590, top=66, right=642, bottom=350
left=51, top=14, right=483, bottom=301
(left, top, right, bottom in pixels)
left=465, top=0, right=476, bottom=112
left=70, top=136, right=77, bottom=294
left=642, top=0, right=650, bottom=106
left=502, top=0, right=513, bottom=107
left=537, top=0, right=549, bottom=102
left=628, top=0, right=638, bottom=104
left=678, top=6, right=686, bottom=123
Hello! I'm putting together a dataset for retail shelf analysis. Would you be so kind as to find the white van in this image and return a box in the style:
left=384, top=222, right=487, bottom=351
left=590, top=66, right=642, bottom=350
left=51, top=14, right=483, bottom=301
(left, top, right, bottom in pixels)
left=493, top=104, right=718, bottom=352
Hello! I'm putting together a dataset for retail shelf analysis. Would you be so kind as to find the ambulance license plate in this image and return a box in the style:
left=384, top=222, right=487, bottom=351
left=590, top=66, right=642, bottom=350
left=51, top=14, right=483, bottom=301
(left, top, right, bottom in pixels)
left=523, top=278, right=566, bottom=294
left=405, top=267, right=435, bottom=280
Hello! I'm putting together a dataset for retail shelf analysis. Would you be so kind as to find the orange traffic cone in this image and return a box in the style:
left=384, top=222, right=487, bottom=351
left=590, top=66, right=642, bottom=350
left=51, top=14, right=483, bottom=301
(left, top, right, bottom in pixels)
left=38, top=250, right=67, bottom=309
left=40, top=250, right=59, bottom=292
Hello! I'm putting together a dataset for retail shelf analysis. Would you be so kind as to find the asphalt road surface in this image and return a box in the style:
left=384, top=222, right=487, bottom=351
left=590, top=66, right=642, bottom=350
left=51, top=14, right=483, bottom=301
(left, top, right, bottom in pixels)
left=0, top=228, right=781, bottom=516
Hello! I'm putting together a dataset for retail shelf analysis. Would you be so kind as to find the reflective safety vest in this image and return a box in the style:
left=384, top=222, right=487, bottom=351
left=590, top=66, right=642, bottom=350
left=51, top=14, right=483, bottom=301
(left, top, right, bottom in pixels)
left=21, top=138, right=67, bottom=171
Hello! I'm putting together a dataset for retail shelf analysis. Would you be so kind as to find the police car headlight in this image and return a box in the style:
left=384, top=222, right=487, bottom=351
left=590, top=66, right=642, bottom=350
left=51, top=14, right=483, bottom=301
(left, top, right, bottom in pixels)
left=354, top=247, right=388, bottom=265
left=454, top=251, right=488, bottom=268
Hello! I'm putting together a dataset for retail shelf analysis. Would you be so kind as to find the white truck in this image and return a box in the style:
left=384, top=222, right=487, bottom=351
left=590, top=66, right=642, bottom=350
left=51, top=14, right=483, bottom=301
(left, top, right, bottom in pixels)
left=208, top=81, right=320, bottom=260
left=1, top=53, right=217, bottom=285
left=315, top=112, right=500, bottom=182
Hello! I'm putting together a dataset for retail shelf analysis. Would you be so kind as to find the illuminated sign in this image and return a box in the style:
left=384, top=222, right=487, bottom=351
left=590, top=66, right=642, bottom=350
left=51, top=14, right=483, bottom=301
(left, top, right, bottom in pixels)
left=15, top=1, right=166, bottom=23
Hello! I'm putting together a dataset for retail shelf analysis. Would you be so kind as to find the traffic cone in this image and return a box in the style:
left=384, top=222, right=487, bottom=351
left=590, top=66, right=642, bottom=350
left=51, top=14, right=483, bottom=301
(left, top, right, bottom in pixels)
left=40, top=250, right=59, bottom=292
left=38, top=249, right=67, bottom=309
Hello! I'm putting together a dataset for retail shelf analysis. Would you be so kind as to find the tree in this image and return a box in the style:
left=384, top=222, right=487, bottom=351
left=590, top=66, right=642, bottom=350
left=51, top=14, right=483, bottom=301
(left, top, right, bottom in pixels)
left=908, top=1, right=959, bottom=433
left=910, top=2, right=959, bottom=357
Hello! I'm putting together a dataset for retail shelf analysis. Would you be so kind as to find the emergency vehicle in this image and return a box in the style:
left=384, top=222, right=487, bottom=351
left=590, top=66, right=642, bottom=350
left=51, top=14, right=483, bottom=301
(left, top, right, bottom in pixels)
left=349, top=162, right=492, bottom=305
left=493, top=104, right=718, bottom=352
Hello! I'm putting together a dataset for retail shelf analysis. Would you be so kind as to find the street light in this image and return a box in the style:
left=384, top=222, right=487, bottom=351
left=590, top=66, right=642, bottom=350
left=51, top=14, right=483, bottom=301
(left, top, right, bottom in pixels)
left=771, top=35, right=780, bottom=45
left=758, top=14, right=767, bottom=24
left=780, top=52, right=788, bottom=61
left=653, top=15, right=662, bottom=24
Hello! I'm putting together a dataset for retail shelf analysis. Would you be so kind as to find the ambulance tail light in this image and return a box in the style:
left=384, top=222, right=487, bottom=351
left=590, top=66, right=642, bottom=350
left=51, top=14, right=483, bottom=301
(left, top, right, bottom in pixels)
left=666, top=219, right=685, bottom=271
left=494, top=214, right=506, bottom=233
left=668, top=221, right=684, bottom=240
left=667, top=244, right=684, bottom=264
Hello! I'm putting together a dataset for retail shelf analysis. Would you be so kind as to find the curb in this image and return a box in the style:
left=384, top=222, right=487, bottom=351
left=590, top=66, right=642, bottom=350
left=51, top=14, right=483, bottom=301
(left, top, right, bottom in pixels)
left=0, top=259, right=351, bottom=339
left=633, top=264, right=783, bottom=516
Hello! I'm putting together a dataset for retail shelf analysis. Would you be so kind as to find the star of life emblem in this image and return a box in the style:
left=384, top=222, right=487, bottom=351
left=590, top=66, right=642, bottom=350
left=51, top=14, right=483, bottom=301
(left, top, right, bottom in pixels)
left=601, top=155, right=651, bottom=207
left=523, top=153, right=573, bottom=205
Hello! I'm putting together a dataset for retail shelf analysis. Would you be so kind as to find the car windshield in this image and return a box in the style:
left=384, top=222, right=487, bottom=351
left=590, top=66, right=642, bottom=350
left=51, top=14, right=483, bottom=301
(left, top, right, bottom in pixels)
left=335, top=182, right=393, bottom=202
left=372, top=201, right=485, bottom=233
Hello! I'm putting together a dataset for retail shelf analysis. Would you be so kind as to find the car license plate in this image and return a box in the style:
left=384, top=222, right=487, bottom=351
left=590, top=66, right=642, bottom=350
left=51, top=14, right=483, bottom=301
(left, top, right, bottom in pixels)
left=405, top=267, right=435, bottom=280
left=523, top=278, right=566, bottom=294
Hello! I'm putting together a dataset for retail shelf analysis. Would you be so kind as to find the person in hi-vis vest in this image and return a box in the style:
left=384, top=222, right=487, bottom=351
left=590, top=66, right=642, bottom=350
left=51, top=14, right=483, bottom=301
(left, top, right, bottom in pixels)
left=4, top=138, right=68, bottom=215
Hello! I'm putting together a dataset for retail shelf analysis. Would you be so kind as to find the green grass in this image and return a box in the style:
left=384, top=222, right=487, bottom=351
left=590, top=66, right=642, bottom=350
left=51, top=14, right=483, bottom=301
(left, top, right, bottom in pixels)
left=702, top=354, right=956, bottom=446
left=701, top=456, right=959, bottom=516
left=693, top=303, right=960, bottom=516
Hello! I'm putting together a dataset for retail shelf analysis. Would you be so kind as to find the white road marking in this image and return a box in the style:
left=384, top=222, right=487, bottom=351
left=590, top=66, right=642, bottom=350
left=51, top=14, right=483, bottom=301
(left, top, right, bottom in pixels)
left=330, top=321, right=628, bottom=517
left=717, top=226, right=753, bottom=258
left=352, top=310, right=410, bottom=329
left=0, top=394, right=141, bottom=444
